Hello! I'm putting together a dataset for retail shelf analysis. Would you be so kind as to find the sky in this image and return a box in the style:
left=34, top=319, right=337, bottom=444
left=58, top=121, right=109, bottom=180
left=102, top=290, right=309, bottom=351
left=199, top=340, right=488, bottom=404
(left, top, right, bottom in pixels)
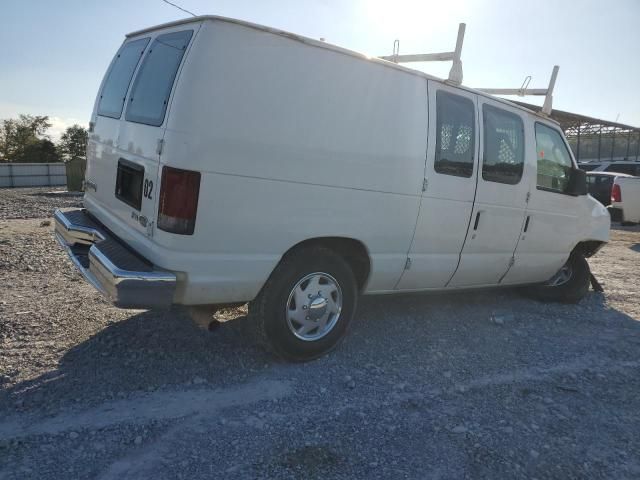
left=2, top=0, right=639, bottom=139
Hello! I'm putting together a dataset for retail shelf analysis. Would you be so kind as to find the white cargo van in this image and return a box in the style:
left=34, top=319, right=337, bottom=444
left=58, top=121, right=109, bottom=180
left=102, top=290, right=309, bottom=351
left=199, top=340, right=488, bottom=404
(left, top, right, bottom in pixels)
left=55, top=16, right=610, bottom=361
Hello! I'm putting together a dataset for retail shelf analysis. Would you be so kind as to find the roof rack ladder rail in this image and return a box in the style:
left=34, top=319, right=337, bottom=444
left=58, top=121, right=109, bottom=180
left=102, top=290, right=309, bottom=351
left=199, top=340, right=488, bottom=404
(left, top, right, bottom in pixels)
left=477, top=65, right=560, bottom=115
left=378, top=23, right=466, bottom=85
left=541, top=65, right=559, bottom=115
left=448, top=23, right=465, bottom=85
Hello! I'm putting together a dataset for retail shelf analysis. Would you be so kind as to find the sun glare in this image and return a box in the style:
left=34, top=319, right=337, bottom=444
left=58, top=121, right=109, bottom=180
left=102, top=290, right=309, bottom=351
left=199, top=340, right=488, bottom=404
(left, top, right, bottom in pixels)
left=360, top=0, right=469, bottom=38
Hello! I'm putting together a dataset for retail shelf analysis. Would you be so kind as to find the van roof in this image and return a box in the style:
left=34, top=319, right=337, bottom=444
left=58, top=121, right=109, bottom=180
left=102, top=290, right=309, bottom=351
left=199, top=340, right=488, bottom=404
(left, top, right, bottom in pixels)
left=127, top=15, right=559, bottom=125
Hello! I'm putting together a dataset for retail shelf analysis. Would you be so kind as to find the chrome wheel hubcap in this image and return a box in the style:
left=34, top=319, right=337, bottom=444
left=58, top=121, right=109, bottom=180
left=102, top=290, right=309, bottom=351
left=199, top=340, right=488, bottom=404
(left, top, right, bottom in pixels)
left=286, top=272, right=342, bottom=341
left=547, top=264, right=573, bottom=287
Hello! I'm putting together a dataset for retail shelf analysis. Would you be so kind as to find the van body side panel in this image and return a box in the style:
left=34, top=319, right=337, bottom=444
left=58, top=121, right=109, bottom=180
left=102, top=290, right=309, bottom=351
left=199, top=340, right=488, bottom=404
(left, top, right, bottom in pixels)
left=166, top=20, right=426, bottom=194
left=154, top=20, right=426, bottom=302
left=170, top=175, right=419, bottom=303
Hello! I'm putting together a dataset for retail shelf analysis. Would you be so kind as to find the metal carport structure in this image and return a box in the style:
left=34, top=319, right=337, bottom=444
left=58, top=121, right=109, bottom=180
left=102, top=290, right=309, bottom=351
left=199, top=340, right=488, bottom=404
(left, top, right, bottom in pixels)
left=514, top=101, right=640, bottom=162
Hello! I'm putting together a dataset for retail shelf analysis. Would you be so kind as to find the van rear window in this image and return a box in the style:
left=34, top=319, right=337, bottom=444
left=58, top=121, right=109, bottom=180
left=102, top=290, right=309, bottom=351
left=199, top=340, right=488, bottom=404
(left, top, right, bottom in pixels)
left=125, top=30, right=194, bottom=127
left=97, top=38, right=149, bottom=119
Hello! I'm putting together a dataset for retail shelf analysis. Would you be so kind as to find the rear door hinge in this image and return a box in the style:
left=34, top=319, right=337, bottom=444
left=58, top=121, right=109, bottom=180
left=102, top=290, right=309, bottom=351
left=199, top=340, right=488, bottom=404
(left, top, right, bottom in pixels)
left=404, top=257, right=412, bottom=270
left=156, top=139, right=164, bottom=156
left=508, top=256, right=515, bottom=267
left=422, top=178, right=428, bottom=192
left=525, top=191, right=531, bottom=203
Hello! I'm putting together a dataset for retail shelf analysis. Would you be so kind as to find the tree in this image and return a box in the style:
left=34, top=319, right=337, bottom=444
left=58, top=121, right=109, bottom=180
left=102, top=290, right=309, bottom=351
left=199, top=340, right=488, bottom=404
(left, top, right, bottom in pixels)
left=0, top=115, right=60, bottom=163
left=22, top=139, right=60, bottom=163
left=58, top=124, right=88, bottom=162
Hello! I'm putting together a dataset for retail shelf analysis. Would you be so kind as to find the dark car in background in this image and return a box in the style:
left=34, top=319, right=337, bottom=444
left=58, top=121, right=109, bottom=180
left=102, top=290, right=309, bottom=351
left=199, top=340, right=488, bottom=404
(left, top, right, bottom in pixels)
left=586, top=171, right=634, bottom=206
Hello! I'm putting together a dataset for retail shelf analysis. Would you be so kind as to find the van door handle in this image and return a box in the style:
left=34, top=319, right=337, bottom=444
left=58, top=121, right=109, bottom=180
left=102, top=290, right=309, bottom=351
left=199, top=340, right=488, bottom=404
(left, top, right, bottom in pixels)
left=473, top=212, right=481, bottom=230
left=524, top=215, right=531, bottom=232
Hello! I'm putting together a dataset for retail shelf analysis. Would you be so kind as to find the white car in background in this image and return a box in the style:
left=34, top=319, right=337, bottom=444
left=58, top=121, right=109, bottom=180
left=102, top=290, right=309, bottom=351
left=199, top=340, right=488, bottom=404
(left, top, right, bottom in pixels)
left=611, top=176, right=640, bottom=224
left=54, top=16, right=610, bottom=361
left=578, top=160, right=640, bottom=176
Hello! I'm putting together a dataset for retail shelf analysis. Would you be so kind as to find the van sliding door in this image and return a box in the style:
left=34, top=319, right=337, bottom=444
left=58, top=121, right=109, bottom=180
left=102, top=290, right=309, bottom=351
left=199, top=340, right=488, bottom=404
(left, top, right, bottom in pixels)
left=396, top=82, right=479, bottom=290
left=447, top=99, right=530, bottom=287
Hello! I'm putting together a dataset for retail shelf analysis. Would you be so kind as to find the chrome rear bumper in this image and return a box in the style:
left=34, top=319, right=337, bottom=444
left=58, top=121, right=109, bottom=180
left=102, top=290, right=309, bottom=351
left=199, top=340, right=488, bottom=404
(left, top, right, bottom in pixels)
left=54, top=209, right=176, bottom=309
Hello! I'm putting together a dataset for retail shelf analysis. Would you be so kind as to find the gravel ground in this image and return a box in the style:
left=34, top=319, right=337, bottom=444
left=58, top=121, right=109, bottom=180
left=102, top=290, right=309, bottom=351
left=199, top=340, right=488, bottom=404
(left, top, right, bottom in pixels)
left=0, top=187, right=82, bottom=220
left=1, top=187, right=640, bottom=479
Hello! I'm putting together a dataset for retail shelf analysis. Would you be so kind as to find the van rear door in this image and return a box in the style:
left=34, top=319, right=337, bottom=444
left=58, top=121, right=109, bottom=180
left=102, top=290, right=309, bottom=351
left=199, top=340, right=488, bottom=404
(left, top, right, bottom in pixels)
left=86, top=36, right=149, bottom=219
left=85, top=26, right=197, bottom=237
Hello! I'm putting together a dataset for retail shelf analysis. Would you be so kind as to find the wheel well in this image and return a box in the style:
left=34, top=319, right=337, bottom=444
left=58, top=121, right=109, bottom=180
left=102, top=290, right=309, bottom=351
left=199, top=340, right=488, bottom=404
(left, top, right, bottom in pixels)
left=281, top=237, right=371, bottom=292
left=572, top=240, right=606, bottom=258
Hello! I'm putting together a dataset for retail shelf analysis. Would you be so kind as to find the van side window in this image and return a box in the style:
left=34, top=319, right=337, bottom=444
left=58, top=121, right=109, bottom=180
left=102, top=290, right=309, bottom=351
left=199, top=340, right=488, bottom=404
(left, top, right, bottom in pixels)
left=97, top=38, right=149, bottom=119
left=434, top=91, right=475, bottom=178
left=482, top=105, right=525, bottom=185
left=535, top=123, right=574, bottom=193
left=125, top=30, right=194, bottom=127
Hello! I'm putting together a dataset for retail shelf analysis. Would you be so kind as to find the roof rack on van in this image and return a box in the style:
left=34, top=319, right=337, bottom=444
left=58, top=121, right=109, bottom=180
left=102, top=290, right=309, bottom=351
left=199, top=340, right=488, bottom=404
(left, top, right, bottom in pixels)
left=379, top=23, right=559, bottom=116
left=477, top=65, right=560, bottom=116
left=379, top=23, right=466, bottom=86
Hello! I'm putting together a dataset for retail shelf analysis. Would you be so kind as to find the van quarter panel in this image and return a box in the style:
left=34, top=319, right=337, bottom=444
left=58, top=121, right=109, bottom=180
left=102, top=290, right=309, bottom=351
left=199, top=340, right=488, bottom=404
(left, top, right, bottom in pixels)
left=156, top=19, right=427, bottom=301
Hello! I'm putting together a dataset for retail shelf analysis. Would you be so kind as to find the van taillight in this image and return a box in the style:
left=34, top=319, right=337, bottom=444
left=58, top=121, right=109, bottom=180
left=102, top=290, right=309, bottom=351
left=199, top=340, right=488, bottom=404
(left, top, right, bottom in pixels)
left=157, top=166, right=201, bottom=235
left=611, top=183, right=622, bottom=203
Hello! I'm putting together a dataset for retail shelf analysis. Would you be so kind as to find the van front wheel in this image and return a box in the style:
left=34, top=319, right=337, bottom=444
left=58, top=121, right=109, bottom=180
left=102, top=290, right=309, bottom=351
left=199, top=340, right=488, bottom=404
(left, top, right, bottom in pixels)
left=249, top=246, right=358, bottom=362
left=524, top=252, right=590, bottom=304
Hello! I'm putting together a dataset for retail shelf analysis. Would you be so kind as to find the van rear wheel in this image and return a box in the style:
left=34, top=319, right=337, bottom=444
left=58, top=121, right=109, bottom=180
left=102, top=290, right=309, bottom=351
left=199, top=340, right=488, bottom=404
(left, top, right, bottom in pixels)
left=249, top=246, right=357, bottom=362
left=524, top=252, right=590, bottom=304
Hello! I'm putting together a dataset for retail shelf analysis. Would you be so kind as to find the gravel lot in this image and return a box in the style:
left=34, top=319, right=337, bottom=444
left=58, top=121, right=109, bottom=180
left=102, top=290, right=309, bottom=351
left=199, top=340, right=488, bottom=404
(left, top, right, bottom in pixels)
left=1, top=187, right=640, bottom=479
left=0, top=187, right=82, bottom=220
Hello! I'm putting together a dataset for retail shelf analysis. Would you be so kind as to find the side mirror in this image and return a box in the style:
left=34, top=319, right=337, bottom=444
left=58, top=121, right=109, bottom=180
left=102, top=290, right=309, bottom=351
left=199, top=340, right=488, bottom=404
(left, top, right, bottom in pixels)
left=567, top=168, right=588, bottom=196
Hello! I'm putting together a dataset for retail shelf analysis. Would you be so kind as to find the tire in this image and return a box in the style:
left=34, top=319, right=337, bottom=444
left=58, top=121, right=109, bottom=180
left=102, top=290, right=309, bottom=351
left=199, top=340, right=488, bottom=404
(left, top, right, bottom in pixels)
left=608, top=207, right=622, bottom=223
left=524, top=252, right=590, bottom=304
left=249, top=246, right=358, bottom=362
